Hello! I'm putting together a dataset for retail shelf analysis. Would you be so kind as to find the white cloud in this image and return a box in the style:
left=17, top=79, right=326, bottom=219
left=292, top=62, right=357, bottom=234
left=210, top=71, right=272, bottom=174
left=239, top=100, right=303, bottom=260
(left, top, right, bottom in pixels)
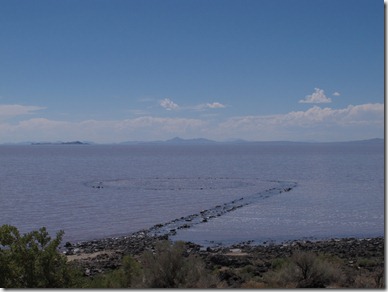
left=0, top=104, right=46, bottom=119
left=193, top=102, right=226, bottom=111
left=160, top=98, right=179, bottom=110
left=205, top=102, right=226, bottom=109
left=333, top=91, right=341, bottom=96
left=299, top=88, right=332, bottom=104
left=158, top=99, right=226, bottom=111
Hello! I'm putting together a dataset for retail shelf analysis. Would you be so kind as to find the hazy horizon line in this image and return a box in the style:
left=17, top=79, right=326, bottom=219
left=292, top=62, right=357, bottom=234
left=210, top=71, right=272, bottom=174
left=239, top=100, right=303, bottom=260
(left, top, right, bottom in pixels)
left=1, top=137, right=383, bottom=146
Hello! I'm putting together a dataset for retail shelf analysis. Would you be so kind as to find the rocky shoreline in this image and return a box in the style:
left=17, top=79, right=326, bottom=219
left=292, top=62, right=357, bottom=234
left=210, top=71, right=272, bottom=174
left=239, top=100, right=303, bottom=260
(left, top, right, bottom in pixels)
left=63, top=232, right=384, bottom=279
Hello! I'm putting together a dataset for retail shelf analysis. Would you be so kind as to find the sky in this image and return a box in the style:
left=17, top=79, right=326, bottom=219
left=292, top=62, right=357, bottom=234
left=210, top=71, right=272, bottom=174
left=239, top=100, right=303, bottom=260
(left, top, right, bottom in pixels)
left=0, top=0, right=384, bottom=143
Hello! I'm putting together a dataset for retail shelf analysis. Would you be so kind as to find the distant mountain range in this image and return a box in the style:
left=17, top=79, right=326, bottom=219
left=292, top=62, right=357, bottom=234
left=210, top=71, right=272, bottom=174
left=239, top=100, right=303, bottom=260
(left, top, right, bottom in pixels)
left=118, top=137, right=217, bottom=145
left=163, top=137, right=218, bottom=144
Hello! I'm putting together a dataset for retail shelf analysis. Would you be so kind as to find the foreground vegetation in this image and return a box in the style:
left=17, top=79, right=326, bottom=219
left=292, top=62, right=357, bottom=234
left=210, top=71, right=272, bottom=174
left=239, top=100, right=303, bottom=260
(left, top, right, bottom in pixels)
left=0, top=225, right=384, bottom=288
left=0, top=225, right=80, bottom=288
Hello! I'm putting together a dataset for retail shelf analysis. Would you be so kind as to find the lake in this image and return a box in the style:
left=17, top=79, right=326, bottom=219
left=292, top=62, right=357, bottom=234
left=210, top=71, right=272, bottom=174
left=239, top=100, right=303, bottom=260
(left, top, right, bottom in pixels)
left=0, top=140, right=384, bottom=246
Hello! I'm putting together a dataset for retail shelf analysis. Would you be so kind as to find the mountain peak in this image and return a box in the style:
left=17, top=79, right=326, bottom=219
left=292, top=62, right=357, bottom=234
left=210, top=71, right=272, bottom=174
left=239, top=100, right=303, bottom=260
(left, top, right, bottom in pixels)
left=165, top=137, right=216, bottom=144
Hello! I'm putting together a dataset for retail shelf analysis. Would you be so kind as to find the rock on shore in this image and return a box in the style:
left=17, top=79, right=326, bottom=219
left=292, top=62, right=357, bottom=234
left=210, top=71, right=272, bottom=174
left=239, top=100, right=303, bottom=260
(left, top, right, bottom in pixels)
left=64, top=235, right=384, bottom=278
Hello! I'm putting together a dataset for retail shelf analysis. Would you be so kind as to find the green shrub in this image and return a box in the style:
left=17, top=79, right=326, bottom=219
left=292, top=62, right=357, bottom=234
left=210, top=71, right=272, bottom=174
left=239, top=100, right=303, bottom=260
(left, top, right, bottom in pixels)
left=264, top=251, right=341, bottom=288
left=85, top=240, right=217, bottom=288
left=86, top=254, right=142, bottom=288
left=271, top=257, right=289, bottom=270
left=139, top=240, right=217, bottom=288
left=357, top=257, right=379, bottom=268
left=352, top=266, right=384, bottom=288
left=0, top=224, right=81, bottom=288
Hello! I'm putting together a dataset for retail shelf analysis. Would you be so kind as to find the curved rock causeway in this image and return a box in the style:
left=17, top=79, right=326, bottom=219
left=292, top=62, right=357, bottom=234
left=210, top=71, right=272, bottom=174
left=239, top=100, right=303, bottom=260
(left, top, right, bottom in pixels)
left=146, top=180, right=297, bottom=237
left=64, top=180, right=297, bottom=259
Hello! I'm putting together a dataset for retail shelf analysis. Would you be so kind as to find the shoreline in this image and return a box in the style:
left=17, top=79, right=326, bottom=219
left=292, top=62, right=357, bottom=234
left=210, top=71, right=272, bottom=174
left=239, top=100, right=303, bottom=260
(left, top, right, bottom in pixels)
left=63, top=232, right=384, bottom=278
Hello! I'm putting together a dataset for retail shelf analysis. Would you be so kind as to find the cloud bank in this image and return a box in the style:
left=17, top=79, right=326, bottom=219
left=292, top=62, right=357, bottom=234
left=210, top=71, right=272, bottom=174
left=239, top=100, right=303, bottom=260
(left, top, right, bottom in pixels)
left=0, top=104, right=46, bottom=120
left=221, top=103, right=383, bottom=129
left=217, top=103, right=383, bottom=141
left=0, top=103, right=383, bottom=143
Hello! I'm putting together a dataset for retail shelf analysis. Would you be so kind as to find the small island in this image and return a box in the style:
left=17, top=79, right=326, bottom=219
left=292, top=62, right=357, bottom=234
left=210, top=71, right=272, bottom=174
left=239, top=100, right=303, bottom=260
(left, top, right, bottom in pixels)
left=31, top=141, right=89, bottom=145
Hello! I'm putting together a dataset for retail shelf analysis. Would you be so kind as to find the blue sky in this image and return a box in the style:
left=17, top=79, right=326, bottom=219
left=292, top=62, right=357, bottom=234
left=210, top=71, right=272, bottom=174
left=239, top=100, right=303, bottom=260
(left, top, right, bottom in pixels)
left=0, top=0, right=383, bottom=143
